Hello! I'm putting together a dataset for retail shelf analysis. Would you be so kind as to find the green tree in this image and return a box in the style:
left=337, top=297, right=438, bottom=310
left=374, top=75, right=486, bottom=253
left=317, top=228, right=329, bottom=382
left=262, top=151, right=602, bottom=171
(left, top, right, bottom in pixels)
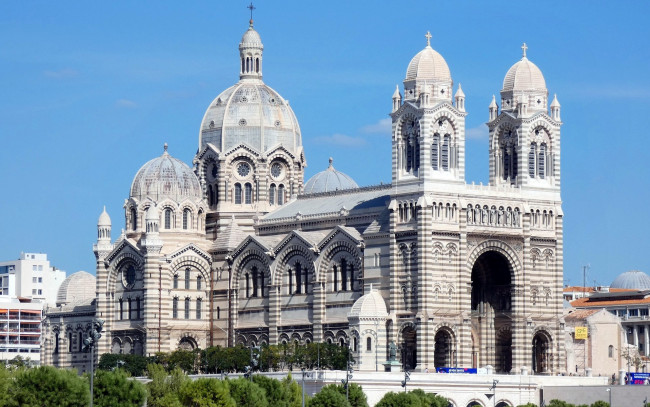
left=516, top=404, right=538, bottom=407
left=253, top=375, right=292, bottom=407
left=147, top=363, right=189, bottom=407
left=547, top=401, right=575, bottom=407
left=590, top=402, right=609, bottom=407
left=375, top=391, right=424, bottom=407
left=98, top=353, right=151, bottom=376
left=318, top=383, right=368, bottom=407
left=178, top=378, right=235, bottom=407
left=282, top=373, right=303, bottom=407
left=0, top=364, right=13, bottom=406
left=7, top=365, right=89, bottom=407
left=227, top=377, right=269, bottom=407
left=168, top=348, right=201, bottom=373
left=93, top=369, right=147, bottom=407
left=308, top=386, right=351, bottom=407
left=410, top=389, right=448, bottom=407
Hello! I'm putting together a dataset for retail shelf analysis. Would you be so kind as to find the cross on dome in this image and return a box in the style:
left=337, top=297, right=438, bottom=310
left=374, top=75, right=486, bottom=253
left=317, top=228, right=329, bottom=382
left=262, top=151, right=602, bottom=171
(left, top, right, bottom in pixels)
left=163, top=142, right=168, bottom=153
left=247, top=2, right=256, bottom=24
left=425, top=31, right=432, bottom=47
left=521, top=42, right=528, bottom=58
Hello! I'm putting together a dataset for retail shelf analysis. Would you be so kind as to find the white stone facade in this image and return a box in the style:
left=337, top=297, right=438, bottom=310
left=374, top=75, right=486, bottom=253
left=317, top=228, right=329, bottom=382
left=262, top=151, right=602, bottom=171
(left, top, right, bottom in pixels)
left=42, top=22, right=566, bottom=377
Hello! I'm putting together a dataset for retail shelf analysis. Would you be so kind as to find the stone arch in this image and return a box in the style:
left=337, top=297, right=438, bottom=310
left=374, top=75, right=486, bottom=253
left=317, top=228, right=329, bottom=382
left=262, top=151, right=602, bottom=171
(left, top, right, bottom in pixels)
left=493, top=122, right=518, bottom=150
left=429, top=113, right=459, bottom=143
left=273, top=244, right=315, bottom=287
left=169, top=255, right=211, bottom=284
left=236, top=334, right=247, bottom=346
left=434, top=324, right=457, bottom=368
left=532, top=327, right=554, bottom=374
left=232, top=249, right=272, bottom=290
left=107, top=251, right=144, bottom=292
left=466, top=240, right=522, bottom=279
left=394, top=112, right=419, bottom=141
left=317, top=239, right=362, bottom=284
left=226, top=151, right=257, bottom=170
left=465, top=399, right=485, bottom=407
left=111, top=337, right=122, bottom=354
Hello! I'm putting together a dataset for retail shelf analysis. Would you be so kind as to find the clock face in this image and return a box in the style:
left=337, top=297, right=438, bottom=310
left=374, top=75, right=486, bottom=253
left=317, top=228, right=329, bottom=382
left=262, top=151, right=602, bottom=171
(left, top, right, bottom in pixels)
left=237, top=162, right=251, bottom=177
left=270, top=162, right=283, bottom=179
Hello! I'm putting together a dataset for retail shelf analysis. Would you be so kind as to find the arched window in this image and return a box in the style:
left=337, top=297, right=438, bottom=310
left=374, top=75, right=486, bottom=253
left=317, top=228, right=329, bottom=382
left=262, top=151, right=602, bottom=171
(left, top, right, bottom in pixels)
left=137, top=297, right=141, bottom=319
left=245, top=273, right=250, bottom=298
left=269, top=184, right=276, bottom=205
left=278, top=185, right=284, bottom=205
left=442, top=134, right=450, bottom=171
left=172, top=297, right=178, bottom=319
left=259, top=271, right=264, bottom=297
left=197, top=275, right=202, bottom=290
left=245, top=183, right=252, bottom=204
left=246, top=57, right=250, bottom=73
left=131, top=208, right=137, bottom=230
left=78, top=332, right=83, bottom=353
left=367, top=337, right=372, bottom=351
left=234, top=183, right=242, bottom=204
left=68, top=332, right=73, bottom=352
left=119, top=298, right=124, bottom=320
left=164, top=209, right=172, bottom=229
left=183, top=209, right=190, bottom=229
left=333, top=265, right=338, bottom=292
left=208, top=185, right=213, bottom=205
left=255, top=58, right=260, bottom=73
left=431, top=134, right=440, bottom=170
left=528, top=143, right=537, bottom=178
left=173, top=274, right=178, bottom=289
left=241, top=58, right=245, bottom=73
left=127, top=298, right=132, bottom=320
left=353, top=337, right=358, bottom=352
left=608, top=345, right=614, bottom=358
left=196, top=298, right=202, bottom=319
left=252, top=267, right=259, bottom=297
left=217, top=306, right=221, bottom=320
left=538, top=143, right=546, bottom=179
left=185, top=268, right=190, bottom=289
left=184, top=297, right=190, bottom=319
left=288, top=267, right=293, bottom=295
left=54, top=333, right=59, bottom=354
left=341, top=259, right=348, bottom=291
left=295, top=262, right=302, bottom=294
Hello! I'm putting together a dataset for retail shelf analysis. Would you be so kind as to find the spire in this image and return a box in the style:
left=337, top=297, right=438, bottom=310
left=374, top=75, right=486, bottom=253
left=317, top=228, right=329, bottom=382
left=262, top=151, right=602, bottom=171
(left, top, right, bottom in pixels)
left=489, top=94, right=497, bottom=108
left=454, top=83, right=465, bottom=112
left=328, top=157, right=334, bottom=170
left=489, top=94, right=499, bottom=121
left=239, top=6, right=264, bottom=81
left=550, top=93, right=560, bottom=108
left=454, top=83, right=465, bottom=98
left=392, top=84, right=401, bottom=99
left=425, top=31, right=432, bottom=47
left=521, top=42, right=528, bottom=58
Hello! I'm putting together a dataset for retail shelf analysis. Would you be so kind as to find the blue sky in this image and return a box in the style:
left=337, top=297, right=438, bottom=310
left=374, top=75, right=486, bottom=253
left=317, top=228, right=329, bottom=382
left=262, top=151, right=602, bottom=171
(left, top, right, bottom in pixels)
left=1, top=1, right=648, bottom=288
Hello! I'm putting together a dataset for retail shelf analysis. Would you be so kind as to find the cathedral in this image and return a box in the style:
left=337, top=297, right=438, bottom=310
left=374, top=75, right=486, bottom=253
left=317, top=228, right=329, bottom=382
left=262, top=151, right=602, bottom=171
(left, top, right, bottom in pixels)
left=42, top=18, right=565, bottom=375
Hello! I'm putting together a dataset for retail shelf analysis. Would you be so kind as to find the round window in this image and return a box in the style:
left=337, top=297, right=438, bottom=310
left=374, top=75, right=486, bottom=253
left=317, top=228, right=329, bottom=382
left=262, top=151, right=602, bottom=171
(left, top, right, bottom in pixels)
left=271, top=162, right=283, bottom=178
left=237, top=162, right=251, bottom=177
left=123, top=265, right=136, bottom=288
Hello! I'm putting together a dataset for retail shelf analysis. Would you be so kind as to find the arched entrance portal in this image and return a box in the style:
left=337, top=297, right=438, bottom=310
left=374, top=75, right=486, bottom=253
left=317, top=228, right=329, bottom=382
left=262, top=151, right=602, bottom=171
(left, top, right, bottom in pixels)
left=471, top=250, right=514, bottom=373
left=532, top=331, right=551, bottom=374
left=434, top=329, right=454, bottom=368
left=401, top=326, right=417, bottom=370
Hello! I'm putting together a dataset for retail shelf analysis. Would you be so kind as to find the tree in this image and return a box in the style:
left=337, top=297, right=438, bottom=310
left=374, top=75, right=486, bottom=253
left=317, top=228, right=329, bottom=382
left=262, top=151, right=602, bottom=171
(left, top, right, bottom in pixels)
left=282, top=373, right=303, bottom=407
left=590, top=402, right=609, bottom=407
left=516, top=404, right=538, bottom=407
left=410, top=389, right=448, bottom=407
left=308, top=386, right=351, bottom=407
left=93, top=369, right=147, bottom=407
left=7, top=365, right=89, bottom=407
left=253, top=375, right=292, bottom=407
left=318, top=383, right=368, bottom=407
left=177, top=378, right=235, bottom=407
left=98, top=353, right=151, bottom=377
left=0, top=364, right=13, bottom=406
left=168, top=349, right=201, bottom=374
left=227, top=377, right=269, bottom=407
left=375, top=391, right=424, bottom=407
left=547, top=401, right=575, bottom=407
left=147, top=363, right=189, bottom=407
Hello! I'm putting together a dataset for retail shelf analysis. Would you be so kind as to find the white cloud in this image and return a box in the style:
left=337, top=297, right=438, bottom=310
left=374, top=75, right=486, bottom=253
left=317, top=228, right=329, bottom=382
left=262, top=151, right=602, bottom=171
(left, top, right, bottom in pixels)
left=361, top=118, right=391, bottom=135
left=116, top=99, right=137, bottom=108
left=43, top=68, right=78, bottom=79
left=313, top=133, right=367, bottom=147
left=466, top=124, right=488, bottom=140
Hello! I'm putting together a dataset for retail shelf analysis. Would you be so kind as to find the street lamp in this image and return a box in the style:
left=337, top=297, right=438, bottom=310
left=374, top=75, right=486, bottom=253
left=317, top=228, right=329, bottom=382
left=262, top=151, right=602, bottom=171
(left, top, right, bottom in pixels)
left=606, top=388, right=611, bottom=407
left=301, top=368, right=313, bottom=407
left=490, top=379, right=499, bottom=407
left=81, top=318, right=104, bottom=407
left=340, top=341, right=353, bottom=401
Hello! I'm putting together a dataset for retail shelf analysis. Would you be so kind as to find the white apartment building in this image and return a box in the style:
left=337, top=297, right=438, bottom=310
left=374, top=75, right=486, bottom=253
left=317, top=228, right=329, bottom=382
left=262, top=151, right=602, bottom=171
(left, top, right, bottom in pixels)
left=0, top=253, right=66, bottom=306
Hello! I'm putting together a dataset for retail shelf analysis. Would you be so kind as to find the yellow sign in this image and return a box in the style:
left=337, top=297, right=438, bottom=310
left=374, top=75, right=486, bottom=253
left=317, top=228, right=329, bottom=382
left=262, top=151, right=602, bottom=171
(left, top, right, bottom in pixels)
left=575, top=326, right=588, bottom=340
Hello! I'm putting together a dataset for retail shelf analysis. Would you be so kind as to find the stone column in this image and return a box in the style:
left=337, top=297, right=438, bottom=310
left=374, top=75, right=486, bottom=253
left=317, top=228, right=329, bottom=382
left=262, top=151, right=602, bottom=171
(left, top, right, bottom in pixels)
left=645, top=325, right=649, bottom=357
left=312, top=282, right=325, bottom=343
left=634, top=325, right=639, bottom=348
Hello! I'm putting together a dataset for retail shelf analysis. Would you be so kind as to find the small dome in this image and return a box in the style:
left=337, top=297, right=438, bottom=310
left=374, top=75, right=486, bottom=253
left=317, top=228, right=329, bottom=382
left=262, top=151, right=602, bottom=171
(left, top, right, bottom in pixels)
left=130, top=144, right=202, bottom=203
left=502, top=48, right=546, bottom=92
left=303, top=158, right=359, bottom=194
left=241, top=23, right=262, bottom=46
left=611, top=270, right=650, bottom=290
left=56, top=271, right=96, bottom=306
left=405, top=45, right=451, bottom=82
left=348, top=288, right=388, bottom=319
left=98, top=206, right=111, bottom=227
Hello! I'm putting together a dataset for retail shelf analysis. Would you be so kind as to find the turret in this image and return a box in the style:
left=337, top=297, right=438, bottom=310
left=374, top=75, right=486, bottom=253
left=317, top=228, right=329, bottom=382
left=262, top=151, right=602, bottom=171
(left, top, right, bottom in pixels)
left=488, top=95, right=498, bottom=121
left=392, top=85, right=401, bottom=112
left=454, top=83, right=465, bottom=112
left=93, top=206, right=113, bottom=260
left=142, top=205, right=163, bottom=250
left=550, top=94, right=561, bottom=121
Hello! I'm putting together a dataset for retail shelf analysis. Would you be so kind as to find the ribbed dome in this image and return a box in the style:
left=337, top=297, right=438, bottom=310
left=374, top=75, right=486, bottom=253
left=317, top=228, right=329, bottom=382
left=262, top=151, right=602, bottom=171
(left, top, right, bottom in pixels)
left=56, top=271, right=96, bottom=306
left=199, top=82, right=302, bottom=154
left=405, top=46, right=451, bottom=82
left=611, top=270, right=650, bottom=290
left=130, top=144, right=202, bottom=203
left=98, top=206, right=111, bottom=226
left=502, top=57, right=546, bottom=92
left=304, top=158, right=359, bottom=194
left=241, top=23, right=262, bottom=46
left=348, top=288, right=388, bottom=319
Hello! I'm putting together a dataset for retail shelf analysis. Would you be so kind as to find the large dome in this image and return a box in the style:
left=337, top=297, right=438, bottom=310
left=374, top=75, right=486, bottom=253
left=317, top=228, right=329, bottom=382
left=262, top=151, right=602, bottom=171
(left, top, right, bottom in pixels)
left=199, top=82, right=302, bottom=155
left=405, top=45, right=451, bottom=82
left=304, top=158, right=358, bottom=194
left=198, top=21, right=302, bottom=157
left=130, top=144, right=202, bottom=203
left=56, top=271, right=96, bottom=306
left=610, top=270, right=650, bottom=290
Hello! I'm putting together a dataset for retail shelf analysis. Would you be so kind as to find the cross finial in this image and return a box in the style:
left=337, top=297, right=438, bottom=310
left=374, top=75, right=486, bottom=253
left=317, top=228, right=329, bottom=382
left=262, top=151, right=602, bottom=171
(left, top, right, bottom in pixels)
left=521, top=42, right=528, bottom=58
left=425, top=31, right=432, bottom=47
left=247, top=2, right=256, bottom=23
left=163, top=142, right=168, bottom=153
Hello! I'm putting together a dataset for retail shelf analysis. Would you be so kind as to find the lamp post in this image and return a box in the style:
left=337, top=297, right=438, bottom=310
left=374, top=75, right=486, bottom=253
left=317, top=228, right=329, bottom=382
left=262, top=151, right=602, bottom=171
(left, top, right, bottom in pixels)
left=340, top=341, right=353, bottom=401
left=490, top=379, right=499, bottom=407
left=301, top=368, right=313, bottom=407
left=81, top=318, right=104, bottom=407
left=606, top=388, right=611, bottom=407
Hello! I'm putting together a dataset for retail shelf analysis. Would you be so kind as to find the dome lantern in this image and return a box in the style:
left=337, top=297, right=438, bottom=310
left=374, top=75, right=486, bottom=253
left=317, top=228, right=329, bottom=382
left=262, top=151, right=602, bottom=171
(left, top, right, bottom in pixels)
left=500, top=43, right=548, bottom=114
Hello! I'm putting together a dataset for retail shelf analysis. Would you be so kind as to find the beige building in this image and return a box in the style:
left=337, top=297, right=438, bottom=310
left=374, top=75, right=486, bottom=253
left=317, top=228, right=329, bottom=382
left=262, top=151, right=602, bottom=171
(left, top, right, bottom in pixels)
left=43, top=19, right=566, bottom=375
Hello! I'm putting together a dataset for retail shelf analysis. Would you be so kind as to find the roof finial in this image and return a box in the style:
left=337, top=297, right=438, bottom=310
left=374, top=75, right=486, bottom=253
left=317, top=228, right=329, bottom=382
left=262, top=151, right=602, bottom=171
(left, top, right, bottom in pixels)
left=328, top=157, right=333, bottom=169
left=247, top=2, right=256, bottom=26
left=425, top=31, right=432, bottom=47
left=521, top=42, right=528, bottom=58
left=163, top=142, right=168, bottom=154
